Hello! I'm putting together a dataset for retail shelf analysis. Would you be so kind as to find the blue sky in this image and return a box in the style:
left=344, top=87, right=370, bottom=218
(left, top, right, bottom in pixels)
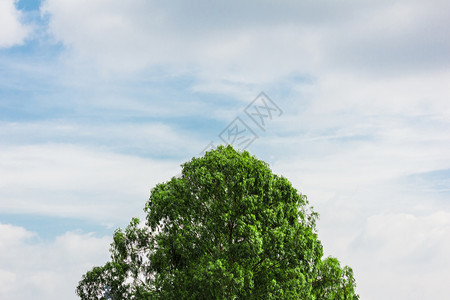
left=1, top=0, right=450, bottom=299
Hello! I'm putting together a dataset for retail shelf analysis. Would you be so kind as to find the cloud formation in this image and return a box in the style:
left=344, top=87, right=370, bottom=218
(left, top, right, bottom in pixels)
left=41, top=0, right=450, bottom=80
left=0, top=0, right=31, bottom=47
left=0, top=143, right=180, bottom=223
left=352, top=212, right=450, bottom=299
left=1, top=0, right=449, bottom=299
left=0, top=223, right=111, bottom=300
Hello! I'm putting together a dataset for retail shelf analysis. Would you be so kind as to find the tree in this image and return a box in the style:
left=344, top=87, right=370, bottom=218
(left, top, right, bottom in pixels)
left=76, top=145, right=359, bottom=299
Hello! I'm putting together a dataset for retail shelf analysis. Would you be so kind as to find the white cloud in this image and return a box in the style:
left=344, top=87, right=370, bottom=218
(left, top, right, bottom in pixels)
left=3, top=1, right=448, bottom=298
left=0, top=120, right=205, bottom=158
left=349, top=212, right=450, bottom=300
left=324, top=0, right=450, bottom=75
left=0, top=223, right=111, bottom=300
left=40, top=0, right=450, bottom=84
left=0, top=144, right=181, bottom=223
left=0, top=0, right=31, bottom=47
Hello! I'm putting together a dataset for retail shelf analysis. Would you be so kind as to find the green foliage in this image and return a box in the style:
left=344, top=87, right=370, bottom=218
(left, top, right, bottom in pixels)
left=76, top=145, right=359, bottom=299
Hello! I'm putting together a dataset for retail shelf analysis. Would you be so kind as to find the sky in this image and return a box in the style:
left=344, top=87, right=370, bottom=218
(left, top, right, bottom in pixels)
left=1, top=0, right=450, bottom=299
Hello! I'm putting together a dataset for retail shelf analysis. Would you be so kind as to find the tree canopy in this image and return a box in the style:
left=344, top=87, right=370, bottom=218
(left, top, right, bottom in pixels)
left=76, top=145, right=359, bottom=299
